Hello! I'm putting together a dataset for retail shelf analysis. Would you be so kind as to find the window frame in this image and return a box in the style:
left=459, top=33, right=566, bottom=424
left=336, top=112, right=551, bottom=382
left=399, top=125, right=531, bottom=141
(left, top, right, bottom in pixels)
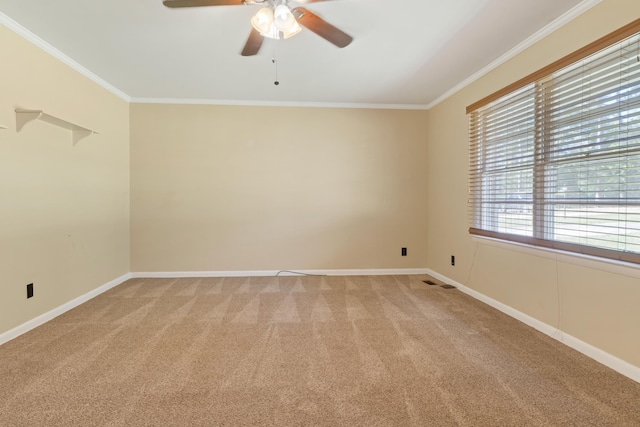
left=467, top=18, right=640, bottom=265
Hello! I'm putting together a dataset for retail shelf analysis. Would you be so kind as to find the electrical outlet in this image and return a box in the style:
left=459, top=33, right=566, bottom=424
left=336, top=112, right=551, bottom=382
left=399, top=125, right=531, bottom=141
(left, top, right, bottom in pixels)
left=27, top=283, right=34, bottom=299
left=401, top=247, right=407, bottom=256
left=451, top=255, right=455, bottom=266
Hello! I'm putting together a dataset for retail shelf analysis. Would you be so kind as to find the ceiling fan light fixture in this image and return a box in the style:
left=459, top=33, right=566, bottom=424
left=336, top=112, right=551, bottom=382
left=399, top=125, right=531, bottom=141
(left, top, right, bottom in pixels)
left=165, top=0, right=353, bottom=56
left=252, top=4, right=301, bottom=40
left=250, top=7, right=273, bottom=35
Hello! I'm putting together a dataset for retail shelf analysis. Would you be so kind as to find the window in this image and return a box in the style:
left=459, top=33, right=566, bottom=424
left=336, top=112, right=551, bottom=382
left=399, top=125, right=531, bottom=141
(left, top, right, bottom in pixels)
left=468, top=19, right=640, bottom=264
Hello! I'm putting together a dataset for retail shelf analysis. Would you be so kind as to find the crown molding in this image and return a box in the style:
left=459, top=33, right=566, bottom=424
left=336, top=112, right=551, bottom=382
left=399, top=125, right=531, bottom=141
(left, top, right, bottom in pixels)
left=130, top=97, right=429, bottom=110
left=1, top=0, right=601, bottom=111
left=427, top=0, right=602, bottom=109
left=0, top=12, right=131, bottom=102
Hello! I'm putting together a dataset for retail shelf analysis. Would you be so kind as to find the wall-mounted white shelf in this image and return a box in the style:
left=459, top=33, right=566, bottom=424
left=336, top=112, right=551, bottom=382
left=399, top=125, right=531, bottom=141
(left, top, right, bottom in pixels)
left=15, top=109, right=98, bottom=145
left=0, top=124, right=6, bottom=130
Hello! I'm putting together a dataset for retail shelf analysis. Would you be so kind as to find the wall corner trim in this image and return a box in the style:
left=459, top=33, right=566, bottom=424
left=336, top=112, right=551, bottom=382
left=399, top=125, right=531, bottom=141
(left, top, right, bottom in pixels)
left=0, top=273, right=132, bottom=346
left=425, top=268, right=640, bottom=384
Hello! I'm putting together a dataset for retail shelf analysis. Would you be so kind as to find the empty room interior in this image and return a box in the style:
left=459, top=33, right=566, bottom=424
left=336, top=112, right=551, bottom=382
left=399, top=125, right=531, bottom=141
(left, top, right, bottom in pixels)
left=1, top=0, right=640, bottom=425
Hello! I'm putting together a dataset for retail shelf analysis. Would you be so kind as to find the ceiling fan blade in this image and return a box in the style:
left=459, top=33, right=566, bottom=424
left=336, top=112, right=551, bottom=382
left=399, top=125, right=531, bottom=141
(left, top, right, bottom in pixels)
left=241, top=28, right=264, bottom=56
left=292, top=7, right=352, bottom=48
left=163, top=0, right=247, bottom=8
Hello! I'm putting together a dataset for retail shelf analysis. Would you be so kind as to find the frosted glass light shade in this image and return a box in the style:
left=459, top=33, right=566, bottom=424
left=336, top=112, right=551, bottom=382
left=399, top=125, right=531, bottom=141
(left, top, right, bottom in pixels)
left=274, top=4, right=296, bottom=31
left=251, top=7, right=274, bottom=35
left=261, top=23, right=279, bottom=39
left=280, top=20, right=301, bottom=39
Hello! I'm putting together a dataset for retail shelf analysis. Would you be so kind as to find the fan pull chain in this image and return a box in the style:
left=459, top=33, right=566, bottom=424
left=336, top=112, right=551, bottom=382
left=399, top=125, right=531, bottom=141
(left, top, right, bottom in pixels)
left=273, top=57, right=279, bottom=85
left=272, top=39, right=279, bottom=86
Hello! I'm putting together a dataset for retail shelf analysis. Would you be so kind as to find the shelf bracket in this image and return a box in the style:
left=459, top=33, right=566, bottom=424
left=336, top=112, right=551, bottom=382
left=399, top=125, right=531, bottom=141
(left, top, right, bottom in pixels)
left=15, top=109, right=98, bottom=145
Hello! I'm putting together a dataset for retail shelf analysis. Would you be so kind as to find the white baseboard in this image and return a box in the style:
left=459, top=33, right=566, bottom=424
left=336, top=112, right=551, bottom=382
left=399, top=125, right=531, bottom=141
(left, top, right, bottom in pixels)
left=425, top=269, right=640, bottom=384
left=4, top=267, right=638, bottom=383
left=0, top=273, right=132, bottom=346
left=131, top=268, right=430, bottom=278
left=0, top=268, right=425, bottom=345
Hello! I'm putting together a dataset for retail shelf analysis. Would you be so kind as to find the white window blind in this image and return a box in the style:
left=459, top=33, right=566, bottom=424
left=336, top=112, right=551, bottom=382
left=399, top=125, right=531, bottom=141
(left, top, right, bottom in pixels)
left=468, top=22, right=640, bottom=264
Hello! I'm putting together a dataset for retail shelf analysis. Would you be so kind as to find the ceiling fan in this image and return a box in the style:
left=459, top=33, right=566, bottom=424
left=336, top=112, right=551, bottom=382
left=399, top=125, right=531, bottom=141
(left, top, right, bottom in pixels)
left=162, top=0, right=353, bottom=56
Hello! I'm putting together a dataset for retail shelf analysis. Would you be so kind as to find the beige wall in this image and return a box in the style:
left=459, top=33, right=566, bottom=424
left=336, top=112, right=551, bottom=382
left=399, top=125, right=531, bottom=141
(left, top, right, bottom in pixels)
left=0, top=25, right=130, bottom=335
left=427, top=0, right=640, bottom=368
left=3, top=0, right=638, bottom=377
left=130, top=104, right=428, bottom=272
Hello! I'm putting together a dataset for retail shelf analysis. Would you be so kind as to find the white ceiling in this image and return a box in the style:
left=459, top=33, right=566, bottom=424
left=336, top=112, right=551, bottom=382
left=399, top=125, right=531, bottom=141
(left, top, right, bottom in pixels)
left=0, top=0, right=594, bottom=108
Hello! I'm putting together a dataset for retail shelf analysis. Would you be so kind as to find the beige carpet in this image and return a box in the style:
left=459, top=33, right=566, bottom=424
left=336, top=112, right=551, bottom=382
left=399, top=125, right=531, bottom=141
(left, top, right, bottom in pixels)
left=1, top=275, right=639, bottom=426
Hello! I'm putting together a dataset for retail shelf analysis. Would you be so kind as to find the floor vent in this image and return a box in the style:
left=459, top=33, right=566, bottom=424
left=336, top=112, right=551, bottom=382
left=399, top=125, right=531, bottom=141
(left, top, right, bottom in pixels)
left=423, top=280, right=438, bottom=286
left=441, top=284, right=456, bottom=289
